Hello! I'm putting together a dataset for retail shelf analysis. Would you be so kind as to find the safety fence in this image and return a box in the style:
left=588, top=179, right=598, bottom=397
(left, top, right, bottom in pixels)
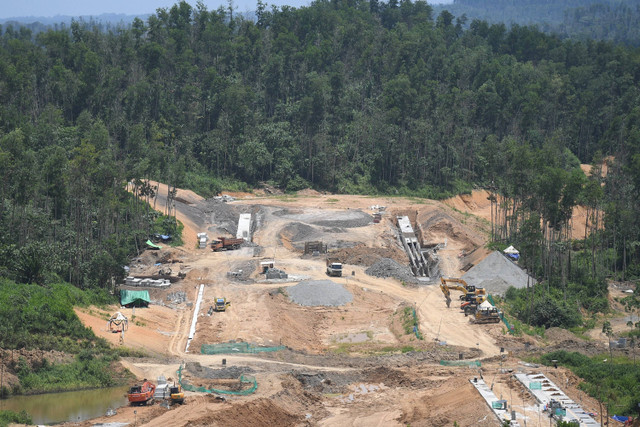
left=201, top=342, right=286, bottom=354
left=412, top=308, right=424, bottom=340
left=440, top=360, right=482, bottom=367
left=177, top=364, right=257, bottom=396
left=486, top=294, right=515, bottom=334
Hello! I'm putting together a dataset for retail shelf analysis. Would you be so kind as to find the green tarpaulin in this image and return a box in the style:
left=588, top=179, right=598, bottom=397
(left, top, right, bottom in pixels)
left=146, top=240, right=162, bottom=249
left=120, top=290, right=150, bottom=307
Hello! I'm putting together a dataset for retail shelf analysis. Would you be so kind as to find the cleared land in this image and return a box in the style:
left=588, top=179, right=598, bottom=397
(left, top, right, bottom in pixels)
left=63, top=185, right=611, bottom=427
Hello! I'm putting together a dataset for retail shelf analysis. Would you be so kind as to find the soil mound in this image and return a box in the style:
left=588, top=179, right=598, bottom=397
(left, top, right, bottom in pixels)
left=326, top=245, right=406, bottom=267
left=191, top=398, right=301, bottom=427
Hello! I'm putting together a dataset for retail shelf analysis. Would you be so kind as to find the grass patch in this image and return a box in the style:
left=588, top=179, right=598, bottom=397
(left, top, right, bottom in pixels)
left=401, top=307, right=415, bottom=335
left=326, top=198, right=339, bottom=203
left=539, top=350, right=640, bottom=415
left=0, top=410, right=32, bottom=427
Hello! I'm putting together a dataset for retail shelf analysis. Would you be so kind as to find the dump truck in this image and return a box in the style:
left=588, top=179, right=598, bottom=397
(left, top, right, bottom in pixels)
left=326, top=259, right=343, bottom=277
left=214, top=298, right=231, bottom=312
left=211, top=236, right=244, bottom=251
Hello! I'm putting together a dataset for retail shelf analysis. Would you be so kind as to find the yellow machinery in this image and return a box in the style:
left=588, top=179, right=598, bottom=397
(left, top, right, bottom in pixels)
left=169, top=384, right=185, bottom=404
left=439, top=278, right=486, bottom=308
left=214, top=298, right=231, bottom=312
left=471, top=305, right=501, bottom=324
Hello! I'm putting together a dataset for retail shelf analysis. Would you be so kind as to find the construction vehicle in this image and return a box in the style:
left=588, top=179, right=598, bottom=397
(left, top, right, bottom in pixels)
left=214, top=297, right=231, bottom=312
left=470, top=304, right=501, bottom=324
left=169, top=384, right=185, bottom=404
left=210, top=236, right=244, bottom=251
left=461, top=294, right=487, bottom=315
left=128, top=380, right=156, bottom=405
left=326, top=258, right=343, bottom=277
left=439, top=277, right=486, bottom=307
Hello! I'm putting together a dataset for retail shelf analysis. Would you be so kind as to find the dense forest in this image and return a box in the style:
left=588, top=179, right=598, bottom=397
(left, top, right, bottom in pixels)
left=434, top=0, right=640, bottom=45
left=0, top=0, right=640, bottom=318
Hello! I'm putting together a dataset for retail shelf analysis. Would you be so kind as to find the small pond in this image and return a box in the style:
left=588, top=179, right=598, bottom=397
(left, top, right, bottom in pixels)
left=0, top=386, right=129, bottom=425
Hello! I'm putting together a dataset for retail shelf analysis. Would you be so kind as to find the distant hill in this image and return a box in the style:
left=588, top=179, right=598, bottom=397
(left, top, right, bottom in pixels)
left=0, top=13, right=150, bottom=26
left=432, top=0, right=640, bottom=45
left=0, top=11, right=256, bottom=35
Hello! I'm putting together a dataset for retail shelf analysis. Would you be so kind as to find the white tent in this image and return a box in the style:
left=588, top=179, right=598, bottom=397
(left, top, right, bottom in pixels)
left=479, top=300, right=494, bottom=309
left=503, top=245, right=519, bottom=255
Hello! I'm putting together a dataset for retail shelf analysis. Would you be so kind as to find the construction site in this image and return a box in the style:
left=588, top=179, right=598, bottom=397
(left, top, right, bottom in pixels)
left=65, top=181, right=633, bottom=427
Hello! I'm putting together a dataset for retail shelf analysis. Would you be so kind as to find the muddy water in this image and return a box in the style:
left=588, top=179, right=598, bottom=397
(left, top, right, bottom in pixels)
left=0, top=386, right=129, bottom=425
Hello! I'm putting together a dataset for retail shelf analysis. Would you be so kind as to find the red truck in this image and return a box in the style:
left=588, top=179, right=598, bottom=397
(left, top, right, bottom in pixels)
left=211, top=236, right=244, bottom=251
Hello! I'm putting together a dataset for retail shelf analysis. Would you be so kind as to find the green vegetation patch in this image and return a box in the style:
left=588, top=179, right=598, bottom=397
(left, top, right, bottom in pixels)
left=0, top=410, right=32, bottom=427
left=0, top=280, right=115, bottom=351
left=540, top=350, right=640, bottom=415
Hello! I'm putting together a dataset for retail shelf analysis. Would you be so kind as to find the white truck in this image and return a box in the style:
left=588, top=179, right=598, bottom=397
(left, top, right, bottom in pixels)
left=326, top=259, right=343, bottom=277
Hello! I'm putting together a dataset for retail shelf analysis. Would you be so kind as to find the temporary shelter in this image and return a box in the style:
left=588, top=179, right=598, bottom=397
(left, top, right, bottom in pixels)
left=503, top=245, right=519, bottom=260
left=120, top=290, right=151, bottom=307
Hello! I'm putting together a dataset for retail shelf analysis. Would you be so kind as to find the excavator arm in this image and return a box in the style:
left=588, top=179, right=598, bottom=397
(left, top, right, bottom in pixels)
left=439, top=284, right=452, bottom=308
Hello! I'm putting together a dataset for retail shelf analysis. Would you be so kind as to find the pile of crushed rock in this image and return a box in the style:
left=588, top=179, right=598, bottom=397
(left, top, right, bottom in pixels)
left=287, top=280, right=353, bottom=306
left=365, top=258, right=417, bottom=284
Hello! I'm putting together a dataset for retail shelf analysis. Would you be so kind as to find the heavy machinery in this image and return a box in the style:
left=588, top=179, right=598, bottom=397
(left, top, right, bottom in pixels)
left=211, top=236, right=244, bottom=251
left=128, top=380, right=156, bottom=405
left=461, top=294, right=487, bottom=315
left=326, top=258, right=343, bottom=277
left=169, top=384, right=185, bottom=404
left=470, top=303, right=502, bottom=324
left=439, top=277, right=486, bottom=308
left=214, top=297, right=231, bottom=312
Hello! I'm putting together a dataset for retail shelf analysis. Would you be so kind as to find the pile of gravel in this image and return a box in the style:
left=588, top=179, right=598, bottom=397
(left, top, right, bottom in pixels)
left=462, top=251, right=536, bottom=295
left=282, top=222, right=317, bottom=242
left=287, top=280, right=353, bottom=306
left=365, top=258, right=417, bottom=284
left=476, top=277, right=515, bottom=296
left=166, top=291, right=187, bottom=304
left=312, top=213, right=372, bottom=228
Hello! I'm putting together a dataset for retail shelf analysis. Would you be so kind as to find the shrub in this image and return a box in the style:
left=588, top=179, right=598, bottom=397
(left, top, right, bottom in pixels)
left=0, top=410, right=32, bottom=426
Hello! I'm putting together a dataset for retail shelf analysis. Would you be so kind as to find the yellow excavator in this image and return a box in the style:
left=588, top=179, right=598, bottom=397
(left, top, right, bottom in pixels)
left=439, top=277, right=486, bottom=308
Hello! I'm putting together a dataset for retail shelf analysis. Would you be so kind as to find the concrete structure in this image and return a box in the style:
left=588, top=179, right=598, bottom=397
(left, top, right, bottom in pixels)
left=125, top=276, right=171, bottom=288
left=397, top=216, right=431, bottom=277
left=514, top=372, right=599, bottom=426
left=469, top=378, right=522, bottom=426
left=237, top=213, right=252, bottom=241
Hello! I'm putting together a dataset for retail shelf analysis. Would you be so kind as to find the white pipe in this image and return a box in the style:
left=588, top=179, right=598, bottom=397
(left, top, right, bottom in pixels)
left=185, top=284, right=205, bottom=353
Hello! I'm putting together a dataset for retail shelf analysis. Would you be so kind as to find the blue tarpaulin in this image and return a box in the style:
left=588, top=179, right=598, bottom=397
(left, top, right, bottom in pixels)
left=612, top=415, right=629, bottom=423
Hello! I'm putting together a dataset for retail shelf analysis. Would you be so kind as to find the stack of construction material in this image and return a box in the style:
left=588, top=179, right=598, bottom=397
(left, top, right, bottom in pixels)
left=125, top=276, right=171, bottom=287
left=266, top=268, right=288, bottom=279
